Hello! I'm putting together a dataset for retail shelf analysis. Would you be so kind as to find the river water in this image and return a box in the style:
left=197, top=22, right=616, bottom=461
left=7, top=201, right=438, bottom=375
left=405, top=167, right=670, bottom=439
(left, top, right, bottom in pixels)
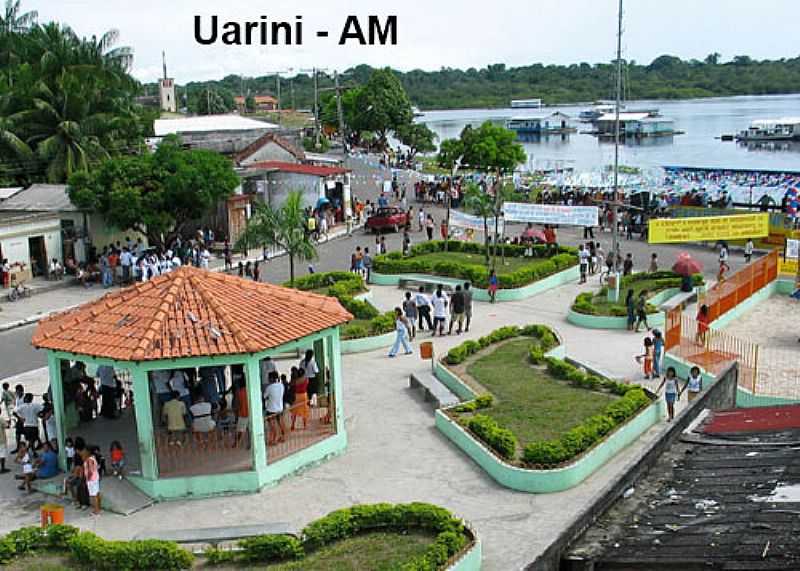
left=417, top=94, right=800, bottom=173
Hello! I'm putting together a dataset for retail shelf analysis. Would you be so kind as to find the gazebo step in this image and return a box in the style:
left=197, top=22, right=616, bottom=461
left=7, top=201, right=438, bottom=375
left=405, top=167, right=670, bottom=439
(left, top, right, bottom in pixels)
left=409, top=372, right=460, bottom=409
left=32, top=475, right=154, bottom=516
left=135, top=523, right=294, bottom=544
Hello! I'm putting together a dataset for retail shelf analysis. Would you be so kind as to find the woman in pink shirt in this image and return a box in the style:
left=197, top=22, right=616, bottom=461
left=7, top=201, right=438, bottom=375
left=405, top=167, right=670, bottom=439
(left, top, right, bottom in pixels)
left=81, top=448, right=101, bottom=514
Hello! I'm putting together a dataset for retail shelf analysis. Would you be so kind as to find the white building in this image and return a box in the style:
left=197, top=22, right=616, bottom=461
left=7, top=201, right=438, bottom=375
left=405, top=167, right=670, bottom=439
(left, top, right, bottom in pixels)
left=158, top=51, right=177, bottom=113
left=152, top=115, right=279, bottom=154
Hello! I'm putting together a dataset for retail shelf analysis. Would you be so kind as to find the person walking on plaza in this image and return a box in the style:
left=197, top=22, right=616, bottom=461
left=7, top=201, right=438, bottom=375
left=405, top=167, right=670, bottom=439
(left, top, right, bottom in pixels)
left=657, top=367, right=682, bottom=422
left=649, top=253, right=658, bottom=273
left=638, top=335, right=654, bottom=379
left=623, top=253, right=634, bottom=276
left=418, top=208, right=426, bottom=232
left=625, top=289, right=636, bottom=331
left=448, top=285, right=466, bottom=335
left=298, top=350, right=320, bottom=403
left=652, top=329, right=664, bottom=378
left=696, top=304, right=711, bottom=345
left=686, top=366, right=703, bottom=402
left=402, top=292, right=418, bottom=340
left=388, top=307, right=413, bottom=357
left=415, top=287, right=433, bottom=331
left=488, top=270, right=499, bottom=303
left=634, top=290, right=649, bottom=332
left=431, top=289, right=449, bottom=336
left=744, top=238, right=754, bottom=264
left=578, top=244, right=589, bottom=284
left=363, top=247, right=373, bottom=283
left=463, top=282, right=473, bottom=332
left=425, top=215, right=435, bottom=241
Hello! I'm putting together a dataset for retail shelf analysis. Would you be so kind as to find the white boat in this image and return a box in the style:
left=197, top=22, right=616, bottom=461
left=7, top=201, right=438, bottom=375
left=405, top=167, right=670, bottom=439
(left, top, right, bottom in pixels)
left=578, top=103, right=617, bottom=122
left=505, top=112, right=575, bottom=135
left=510, top=98, right=542, bottom=109
left=736, top=118, right=800, bottom=142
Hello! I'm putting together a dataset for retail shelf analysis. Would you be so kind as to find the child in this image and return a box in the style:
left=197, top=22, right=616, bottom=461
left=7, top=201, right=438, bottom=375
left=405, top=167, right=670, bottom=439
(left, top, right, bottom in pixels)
left=109, top=441, right=125, bottom=479
left=686, top=366, right=703, bottom=402
left=657, top=366, right=682, bottom=422
left=16, top=442, right=33, bottom=492
left=488, top=270, right=499, bottom=304
left=637, top=336, right=654, bottom=379
left=1, top=382, right=13, bottom=418
left=65, top=437, right=75, bottom=471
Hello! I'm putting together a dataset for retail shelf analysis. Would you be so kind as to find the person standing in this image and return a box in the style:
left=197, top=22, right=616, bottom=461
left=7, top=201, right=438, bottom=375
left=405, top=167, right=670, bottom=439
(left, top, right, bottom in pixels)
left=425, top=215, right=435, bottom=241
left=685, top=366, right=703, bottom=402
left=402, top=292, right=418, bottom=340
left=264, top=375, right=286, bottom=445
left=448, top=285, right=466, bottom=335
left=652, top=329, right=665, bottom=379
left=363, top=247, right=373, bottom=283
left=253, top=261, right=261, bottom=282
left=649, top=253, right=658, bottom=273
left=418, top=208, right=426, bottom=232
left=623, top=253, right=634, bottom=276
left=578, top=244, right=589, bottom=284
left=388, top=307, right=413, bottom=357
left=97, top=365, right=117, bottom=419
left=744, top=238, right=754, bottom=264
left=488, top=270, right=499, bottom=303
left=14, top=393, right=42, bottom=451
left=634, top=290, right=650, bottom=332
left=431, top=289, right=449, bottom=336
left=625, top=289, right=636, bottom=331
left=657, top=367, right=682, bottom=422
left=402, top=231, right=411, bottom=256
left=299, top=350, right=320, bottom=403
left=696, top=304, right=711, bottom=345
left=80, top=446, right=101, bottom=514
left=463, top=282, right=473, bottom=333
left=415, top=287, right=433, bottom=331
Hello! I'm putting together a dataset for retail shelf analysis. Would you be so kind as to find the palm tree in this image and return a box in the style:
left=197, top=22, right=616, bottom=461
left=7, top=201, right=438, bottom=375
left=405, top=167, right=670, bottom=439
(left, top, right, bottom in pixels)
left=0, top=0, right=37, bottom=34
left=463, top=182, right=494, bottom=265
left=236, top=191, right=318, bottom=284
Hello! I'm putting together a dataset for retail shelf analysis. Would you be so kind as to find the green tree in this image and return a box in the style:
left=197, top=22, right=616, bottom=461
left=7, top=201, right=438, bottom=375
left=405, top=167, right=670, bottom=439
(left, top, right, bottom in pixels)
left=68, top=137, right=239, bottom=248
left=463, top=182, right=494, bottom=264
left=352, top=68, right=412, bottom=148
left=396, top=122, right=437, bottom=159
left=244, top=94, right=255, bottom=113
left=235, top=191, right=317, bottom=284
left=188, top=87, right=234, bottom=115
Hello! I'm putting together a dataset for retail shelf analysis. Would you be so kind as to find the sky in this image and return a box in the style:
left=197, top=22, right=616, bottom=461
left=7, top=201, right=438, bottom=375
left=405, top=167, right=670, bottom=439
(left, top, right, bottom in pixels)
left=23, top=0, right=800, bottom=83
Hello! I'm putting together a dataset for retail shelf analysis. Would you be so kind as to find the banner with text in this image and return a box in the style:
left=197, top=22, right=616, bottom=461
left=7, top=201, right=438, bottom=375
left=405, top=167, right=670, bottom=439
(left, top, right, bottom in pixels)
left=648, top=213, right=769, bottom=244
left=503, top=203, right=599, bottom=227
left=786, top=238, right=799, bottom=260
left=449, top=209, right=503, bottom=233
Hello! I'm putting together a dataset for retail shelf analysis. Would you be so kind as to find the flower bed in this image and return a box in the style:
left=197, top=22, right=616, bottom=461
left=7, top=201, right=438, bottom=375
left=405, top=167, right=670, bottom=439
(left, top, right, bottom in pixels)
left=434, top=326, right=661, bottom=492
left=204, top=502, right=479, bottom=570
left=571, top=271, right=704, bottom=317
left=372, top=240, right=577, bottom=289
left=290, top=271, right=395, bottom=342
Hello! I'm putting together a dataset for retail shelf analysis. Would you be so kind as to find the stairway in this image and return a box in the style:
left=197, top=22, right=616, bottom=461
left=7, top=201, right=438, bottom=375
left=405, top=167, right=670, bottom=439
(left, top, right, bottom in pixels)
left=409, top=372, right=460, bottom=409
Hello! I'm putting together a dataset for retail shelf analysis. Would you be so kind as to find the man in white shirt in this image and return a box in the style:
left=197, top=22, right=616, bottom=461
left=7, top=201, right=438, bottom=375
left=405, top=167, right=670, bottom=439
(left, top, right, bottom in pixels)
left=431, top=289, right=449, bottom=336
left=120, top=248, right=133, bottom=284
left=264, top=377, right=285, bottom=444
left=259, top=357, right=277, bottom=394
left=15, top=394, right=42, bottom=450
left=200, top=249, right=211, bottom=270
left=414, top=287, right=433, bottom=331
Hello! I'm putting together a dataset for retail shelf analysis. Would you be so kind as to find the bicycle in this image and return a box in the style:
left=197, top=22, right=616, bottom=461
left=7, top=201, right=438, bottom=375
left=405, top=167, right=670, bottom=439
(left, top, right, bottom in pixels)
left=7, top=282, right=31, bottom=302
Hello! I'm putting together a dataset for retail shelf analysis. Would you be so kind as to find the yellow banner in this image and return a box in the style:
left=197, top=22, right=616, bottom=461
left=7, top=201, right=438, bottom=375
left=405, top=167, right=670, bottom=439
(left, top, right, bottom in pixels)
left=779, top=258, right=798, bottom=276
left=648, top=213, right=769, bottom=244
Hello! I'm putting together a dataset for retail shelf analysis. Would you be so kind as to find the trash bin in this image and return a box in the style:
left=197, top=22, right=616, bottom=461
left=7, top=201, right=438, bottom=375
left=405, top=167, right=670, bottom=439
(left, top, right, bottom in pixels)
left=40, top=504, right=64, bottom=527
left=420, top=341, right=433, bottom=360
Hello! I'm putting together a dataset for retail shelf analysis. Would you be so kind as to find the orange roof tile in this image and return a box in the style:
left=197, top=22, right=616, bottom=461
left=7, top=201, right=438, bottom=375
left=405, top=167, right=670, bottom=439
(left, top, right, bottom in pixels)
left=31, top=267, right=352, bottom=362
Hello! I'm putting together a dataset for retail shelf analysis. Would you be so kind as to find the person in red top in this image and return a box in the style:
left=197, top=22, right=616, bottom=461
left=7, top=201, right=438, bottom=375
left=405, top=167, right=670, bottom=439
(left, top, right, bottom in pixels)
left=696, top=304, right=710, bottom=345
left=290, top=367, right=310, bottom=431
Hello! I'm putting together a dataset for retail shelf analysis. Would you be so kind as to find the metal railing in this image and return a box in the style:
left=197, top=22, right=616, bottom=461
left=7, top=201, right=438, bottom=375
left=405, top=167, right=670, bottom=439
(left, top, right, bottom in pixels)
left=702, top=250, right=778, bottom=322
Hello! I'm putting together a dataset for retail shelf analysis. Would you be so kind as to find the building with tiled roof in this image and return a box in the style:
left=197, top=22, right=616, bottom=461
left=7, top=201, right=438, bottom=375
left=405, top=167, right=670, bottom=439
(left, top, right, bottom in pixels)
left=233, top=132, right=306, bottom=166
left=32, top=266, right=352, bottom=500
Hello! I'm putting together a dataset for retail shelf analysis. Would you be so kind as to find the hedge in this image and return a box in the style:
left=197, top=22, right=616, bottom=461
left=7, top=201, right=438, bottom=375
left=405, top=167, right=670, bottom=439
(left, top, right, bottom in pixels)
left=446, top=323, right=558, bottom=365
left=372, top=240, right=578, bottom=288
left=467, top=414, right=517, bottom=460
left=206, top=503, right=472, bottom=570
left=341, top=310, right=395, bottom=340
left=571, top=272, right=704, bottom=316
left=0, top=525, right=193, bottom=570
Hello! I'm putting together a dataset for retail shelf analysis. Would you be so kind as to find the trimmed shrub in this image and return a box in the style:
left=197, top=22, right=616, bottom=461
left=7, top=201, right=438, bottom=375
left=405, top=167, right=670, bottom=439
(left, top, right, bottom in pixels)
left=238, top=535, right=303, bottom=563
left=467, top=414, right=517, bottom=460
left=67, top=532, right=193, bottom=570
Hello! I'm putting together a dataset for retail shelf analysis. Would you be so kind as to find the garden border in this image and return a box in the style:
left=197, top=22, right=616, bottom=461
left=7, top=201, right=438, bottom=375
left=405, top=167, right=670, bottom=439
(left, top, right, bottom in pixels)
left=370, top=264, right=580, bottom=302
left=433, top=338, right=664, bottom=493
left=566, top=287, right=682, bottom=330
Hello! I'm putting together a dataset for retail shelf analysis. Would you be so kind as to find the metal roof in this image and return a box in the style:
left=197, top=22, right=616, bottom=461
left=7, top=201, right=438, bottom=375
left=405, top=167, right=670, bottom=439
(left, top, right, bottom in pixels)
left=0, top=184, right=77, bottom=212
left=750, top=117, right=800, bottom=127
left=154, top=115, right=279, bottom=136
left=0, top=187, right=23, bottom=201
left=596, top=112, right=652, bottom=122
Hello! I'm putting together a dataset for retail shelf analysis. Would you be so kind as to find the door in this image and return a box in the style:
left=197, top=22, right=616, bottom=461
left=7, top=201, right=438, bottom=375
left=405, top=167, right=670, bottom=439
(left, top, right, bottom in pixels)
left=28, top=236, right=47, bottom=277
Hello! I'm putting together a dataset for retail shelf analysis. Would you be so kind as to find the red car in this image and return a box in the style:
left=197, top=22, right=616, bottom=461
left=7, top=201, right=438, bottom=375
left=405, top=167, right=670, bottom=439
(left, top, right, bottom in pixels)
left=366, top=207, right=409, bottom=233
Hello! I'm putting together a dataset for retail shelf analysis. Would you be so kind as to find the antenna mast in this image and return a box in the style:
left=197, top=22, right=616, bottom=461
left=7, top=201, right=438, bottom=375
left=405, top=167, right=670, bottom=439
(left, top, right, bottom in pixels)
left=611, top=0, right=623, bottom=272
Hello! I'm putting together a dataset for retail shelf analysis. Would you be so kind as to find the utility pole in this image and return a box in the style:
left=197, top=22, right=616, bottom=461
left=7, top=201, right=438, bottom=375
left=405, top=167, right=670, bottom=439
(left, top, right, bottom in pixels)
left=276, top=74, right=282, bottom=127
left=313, top=68, right=321, bottom=149
left=334, top=70, right=346, bottom=151
left=611, top=0, right=623, bottom=288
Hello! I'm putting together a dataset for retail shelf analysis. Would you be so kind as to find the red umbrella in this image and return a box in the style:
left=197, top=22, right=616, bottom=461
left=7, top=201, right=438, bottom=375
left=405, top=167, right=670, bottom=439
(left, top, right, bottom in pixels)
left=672, top=252, right=703, bottom=276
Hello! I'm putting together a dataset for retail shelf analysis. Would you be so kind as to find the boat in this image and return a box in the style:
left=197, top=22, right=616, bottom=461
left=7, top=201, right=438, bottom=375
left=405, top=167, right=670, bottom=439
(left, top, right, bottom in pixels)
left=510, top=98, right=542, bottom=109
left=736, top=118, right=800, bottom=142
left=578, top=102, right=617, bottom=122
left=505, top=112, right=576, bottom=136
left=592, top=112, right=676, bottom=138
left=411, top=106, right=424, bottom=118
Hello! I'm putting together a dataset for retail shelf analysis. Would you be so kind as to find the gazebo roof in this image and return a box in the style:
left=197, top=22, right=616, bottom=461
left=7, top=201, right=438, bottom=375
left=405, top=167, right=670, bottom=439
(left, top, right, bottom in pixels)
left=31, top=267, right=353, bottom=362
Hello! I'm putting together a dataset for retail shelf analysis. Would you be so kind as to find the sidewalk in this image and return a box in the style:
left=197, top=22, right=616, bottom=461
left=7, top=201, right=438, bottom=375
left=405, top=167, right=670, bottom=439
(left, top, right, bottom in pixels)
left=0, top=222, right=360, bottom=332
left=0, top=280, right=680, bottom=570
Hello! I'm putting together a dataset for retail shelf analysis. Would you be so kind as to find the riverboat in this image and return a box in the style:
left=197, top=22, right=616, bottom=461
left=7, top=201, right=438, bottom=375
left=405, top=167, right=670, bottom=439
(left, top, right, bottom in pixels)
left=506, top=112, right=575, bottom=135
left=736, top=118, right=800, bottom=142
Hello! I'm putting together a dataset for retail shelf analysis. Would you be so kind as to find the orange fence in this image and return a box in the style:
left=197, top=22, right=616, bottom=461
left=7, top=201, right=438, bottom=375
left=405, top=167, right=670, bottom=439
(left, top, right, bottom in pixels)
left=702, top=250, right=779, bottom=323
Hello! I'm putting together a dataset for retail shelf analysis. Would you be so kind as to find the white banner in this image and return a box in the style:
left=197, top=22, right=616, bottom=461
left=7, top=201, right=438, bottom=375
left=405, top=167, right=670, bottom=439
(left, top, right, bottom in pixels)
left=449, top=209, right=503, bottom=233
left=503, top=203, right=599, bottom=227
left=787, top=238, right=799, bottom=260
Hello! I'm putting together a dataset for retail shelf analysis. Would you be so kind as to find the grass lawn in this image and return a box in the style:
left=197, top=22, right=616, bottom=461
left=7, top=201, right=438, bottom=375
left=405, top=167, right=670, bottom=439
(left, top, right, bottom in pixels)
left=411, top=251, right=551, bottom=276
left=266, top=531, right=436, bottom=571
left=465, top=340, right=617, bottom=448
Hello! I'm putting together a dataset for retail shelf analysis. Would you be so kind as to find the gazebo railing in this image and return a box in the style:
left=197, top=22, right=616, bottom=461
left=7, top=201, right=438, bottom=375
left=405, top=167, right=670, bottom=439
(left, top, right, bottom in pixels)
left=264, top=401, right=336, bottom=464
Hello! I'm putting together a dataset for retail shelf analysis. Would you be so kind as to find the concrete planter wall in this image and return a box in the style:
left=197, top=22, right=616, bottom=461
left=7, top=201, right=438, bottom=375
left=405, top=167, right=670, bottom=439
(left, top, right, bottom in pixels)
left=340, top=330, right=395, bottom=354
left=370, top=265, right=580, bottom=302
left=435, top=399, right=663, bottom=493
left=566, top=287, right=681, bottom=330
left=448, top=536, right=482, bottom=571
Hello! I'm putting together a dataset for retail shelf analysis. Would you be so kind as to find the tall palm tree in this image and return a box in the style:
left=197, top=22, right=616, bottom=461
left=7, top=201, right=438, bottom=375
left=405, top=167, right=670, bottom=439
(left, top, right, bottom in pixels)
left=236, top=191, right=318, bottom=284
left=0, top=91, right=31, bottom=159
left=0, top=0, right=37, bottom=34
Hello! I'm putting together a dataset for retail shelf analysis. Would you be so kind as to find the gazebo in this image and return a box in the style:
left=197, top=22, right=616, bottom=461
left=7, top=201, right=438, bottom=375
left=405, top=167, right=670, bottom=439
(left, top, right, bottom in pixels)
left=31, top=266, right=352, bottom=500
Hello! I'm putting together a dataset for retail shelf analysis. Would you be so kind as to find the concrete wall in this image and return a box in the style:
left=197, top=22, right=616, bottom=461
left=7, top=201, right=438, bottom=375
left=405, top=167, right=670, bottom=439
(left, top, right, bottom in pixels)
left=0, top=215, right=62, bottom=268
left=263, top=172, right=322, bottom=210
left=181, top=129, right=271, bottom=154
left=529, top=363, right=739, bottom=571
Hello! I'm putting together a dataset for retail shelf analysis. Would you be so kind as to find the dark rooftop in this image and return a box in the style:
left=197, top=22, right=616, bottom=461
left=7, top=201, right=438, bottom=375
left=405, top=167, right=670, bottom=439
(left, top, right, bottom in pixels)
left=566, top=405, right=800, bottom=570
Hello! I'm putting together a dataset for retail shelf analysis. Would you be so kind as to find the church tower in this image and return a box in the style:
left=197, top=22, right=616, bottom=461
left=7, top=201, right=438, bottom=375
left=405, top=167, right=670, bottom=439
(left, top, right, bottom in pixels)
left=159, top=51, right=177, bottom=113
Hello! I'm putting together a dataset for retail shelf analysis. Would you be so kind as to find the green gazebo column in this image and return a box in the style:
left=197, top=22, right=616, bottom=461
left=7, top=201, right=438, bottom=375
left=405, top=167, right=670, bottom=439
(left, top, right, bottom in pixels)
left=329, top=330, right=346, bottom=435
left=131, top=366, right=158, bottom=479
left=46, top=352, right=67, bottom=471
left=245, top=357, right=267, bottom=470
